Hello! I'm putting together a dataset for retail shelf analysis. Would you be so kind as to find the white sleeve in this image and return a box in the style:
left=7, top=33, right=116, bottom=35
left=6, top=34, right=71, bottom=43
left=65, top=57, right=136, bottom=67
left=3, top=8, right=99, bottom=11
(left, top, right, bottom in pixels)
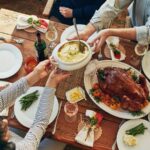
left=90, top=0, right=133, bottom=31
left=16, top=87, right=56, bottom=150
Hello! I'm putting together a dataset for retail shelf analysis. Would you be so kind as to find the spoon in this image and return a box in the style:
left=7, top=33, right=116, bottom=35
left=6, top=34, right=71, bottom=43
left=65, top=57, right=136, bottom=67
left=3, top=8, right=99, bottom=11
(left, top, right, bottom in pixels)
left=73, top=18, right=85, bottom=53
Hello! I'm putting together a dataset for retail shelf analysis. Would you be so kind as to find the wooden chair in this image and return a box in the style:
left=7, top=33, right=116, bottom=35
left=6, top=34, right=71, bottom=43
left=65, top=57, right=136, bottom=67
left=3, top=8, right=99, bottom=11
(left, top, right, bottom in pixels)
left=42, top=0, right=55, bottom=17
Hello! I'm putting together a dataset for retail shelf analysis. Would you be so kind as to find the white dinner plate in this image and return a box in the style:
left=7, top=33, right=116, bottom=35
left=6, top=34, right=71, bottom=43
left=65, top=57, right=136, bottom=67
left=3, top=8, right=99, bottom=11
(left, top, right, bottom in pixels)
left=60, top=24, right=98, bottom=43
left=84, top=60, right=150, bottom=119
left=142, top=51, right=150, bottom=80
left=60, top=24, right=86, bottom=42
left=14, top=86, right=59, bottom=128
left=117, top=119, right=150, bottom=150
left=0, top=43, right=23, bottom=79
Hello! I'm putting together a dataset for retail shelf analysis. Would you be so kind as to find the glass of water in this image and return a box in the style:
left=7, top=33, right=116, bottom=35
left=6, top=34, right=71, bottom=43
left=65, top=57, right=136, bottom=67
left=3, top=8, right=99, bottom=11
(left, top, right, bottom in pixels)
left=64, top=102, right=78, bottom=123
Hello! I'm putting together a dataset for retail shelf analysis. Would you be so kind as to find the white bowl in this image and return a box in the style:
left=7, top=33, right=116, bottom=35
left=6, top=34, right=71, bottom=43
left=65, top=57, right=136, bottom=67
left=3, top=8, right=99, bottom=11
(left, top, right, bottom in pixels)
left=52, top=40, right=93, bottom=71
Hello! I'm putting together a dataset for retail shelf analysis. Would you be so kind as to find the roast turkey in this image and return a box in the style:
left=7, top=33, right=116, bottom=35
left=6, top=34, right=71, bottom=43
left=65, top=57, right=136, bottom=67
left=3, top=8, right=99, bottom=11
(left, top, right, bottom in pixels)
left=97, top=67, right=149, bottom=112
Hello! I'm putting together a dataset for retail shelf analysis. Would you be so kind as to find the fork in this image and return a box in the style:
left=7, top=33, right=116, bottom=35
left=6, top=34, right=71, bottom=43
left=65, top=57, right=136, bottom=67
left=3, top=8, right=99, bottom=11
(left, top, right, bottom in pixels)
left=112, top=120, right=125, bottom=150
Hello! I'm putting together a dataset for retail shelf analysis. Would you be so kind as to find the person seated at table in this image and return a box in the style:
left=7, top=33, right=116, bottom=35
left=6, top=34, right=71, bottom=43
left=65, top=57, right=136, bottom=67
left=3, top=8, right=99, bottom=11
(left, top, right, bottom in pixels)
left=0, top=59, right=71, bottom=150
left=69, top=0, right=150, bottom=52
left=49, top=0, right=106, bottom=25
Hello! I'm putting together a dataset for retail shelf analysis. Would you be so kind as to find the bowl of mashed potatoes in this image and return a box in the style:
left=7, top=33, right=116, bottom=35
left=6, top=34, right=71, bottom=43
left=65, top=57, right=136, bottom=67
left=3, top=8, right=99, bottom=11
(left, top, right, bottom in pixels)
left=51, top=40, right=93, bottom=71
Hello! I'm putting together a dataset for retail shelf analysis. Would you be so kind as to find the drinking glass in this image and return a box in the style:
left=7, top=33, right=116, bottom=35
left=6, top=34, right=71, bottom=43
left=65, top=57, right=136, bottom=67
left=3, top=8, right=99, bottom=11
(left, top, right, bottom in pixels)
left=45, top=23, right=58, bottom=56
left=64, top=102, right=78, bottom=123
left=24, top=56, right=38, bottom=73
left=134, top=42, right=149, bottom=56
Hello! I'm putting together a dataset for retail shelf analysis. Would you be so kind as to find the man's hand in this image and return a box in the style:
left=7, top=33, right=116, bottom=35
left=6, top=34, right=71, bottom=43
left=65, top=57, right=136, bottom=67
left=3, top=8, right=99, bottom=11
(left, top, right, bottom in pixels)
left=68, top=23, right=96, bottom=41
left=59, top=7, right=73, bottom=18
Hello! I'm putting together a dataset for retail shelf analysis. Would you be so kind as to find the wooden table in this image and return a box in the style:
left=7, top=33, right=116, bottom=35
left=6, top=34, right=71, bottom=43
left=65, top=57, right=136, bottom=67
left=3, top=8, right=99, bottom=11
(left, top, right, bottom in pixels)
left=0, top=8, right=144, bottom=150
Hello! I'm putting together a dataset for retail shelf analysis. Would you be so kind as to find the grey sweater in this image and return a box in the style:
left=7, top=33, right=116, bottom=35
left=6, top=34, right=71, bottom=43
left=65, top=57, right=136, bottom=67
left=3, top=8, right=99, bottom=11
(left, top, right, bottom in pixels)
left=0, top=77, right=55, bottom=150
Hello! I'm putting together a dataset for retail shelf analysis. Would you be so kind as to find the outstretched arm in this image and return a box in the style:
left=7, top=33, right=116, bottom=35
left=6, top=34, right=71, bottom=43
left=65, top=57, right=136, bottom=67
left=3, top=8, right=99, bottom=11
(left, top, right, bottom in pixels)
left=16, top=69, right=71, bottom=150
left=0, top=60, right=50, bottom=112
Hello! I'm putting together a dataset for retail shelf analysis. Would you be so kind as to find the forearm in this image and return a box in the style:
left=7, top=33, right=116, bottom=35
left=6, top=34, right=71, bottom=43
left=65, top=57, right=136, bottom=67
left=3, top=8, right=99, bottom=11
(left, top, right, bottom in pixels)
left=108, top=28, right=136, bottom=41
left=16, top=88, right=55, bottom=150
left=0, top=78, right=29, bottom=112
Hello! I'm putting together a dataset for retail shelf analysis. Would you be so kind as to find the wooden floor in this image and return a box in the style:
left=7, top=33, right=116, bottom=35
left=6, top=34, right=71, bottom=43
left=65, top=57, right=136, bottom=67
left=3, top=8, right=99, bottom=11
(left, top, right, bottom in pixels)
left=0, top=0, right=47, bottom=17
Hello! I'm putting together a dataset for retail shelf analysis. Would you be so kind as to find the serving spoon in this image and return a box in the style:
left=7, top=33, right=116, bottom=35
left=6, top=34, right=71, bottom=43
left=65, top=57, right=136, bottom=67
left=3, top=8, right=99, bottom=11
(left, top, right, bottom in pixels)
left=73, top=18, right=85, bottom=53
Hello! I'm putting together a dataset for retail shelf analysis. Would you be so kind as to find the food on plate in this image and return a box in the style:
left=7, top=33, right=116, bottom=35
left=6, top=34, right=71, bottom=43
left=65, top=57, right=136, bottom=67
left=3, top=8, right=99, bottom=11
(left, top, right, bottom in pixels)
left=90, top=67, right=149, bottom=113
left=20, top=90, right=39, bottom=111
left=57, top=41, right=89, bottom=63
left=123, top=134, right=137, bottom=146
left=123, top=123, right=147, bottom=146
left=33, top=19, right=48, bottom=29
left=85, top=110, right=103, bottom=127
left=66, top=87, right=86, bottom=103
left=27, top=17, right=48, bottom=29
left=110, top=43, right=121, bottom=59
left=125, top=123, right=147, bottom=136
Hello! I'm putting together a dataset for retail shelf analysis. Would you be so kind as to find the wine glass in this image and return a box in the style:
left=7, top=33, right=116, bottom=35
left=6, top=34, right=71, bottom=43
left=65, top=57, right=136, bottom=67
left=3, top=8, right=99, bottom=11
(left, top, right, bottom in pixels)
left=45, top=23, right=58, bottom=56
left=64, top=102, right=78, bottom=123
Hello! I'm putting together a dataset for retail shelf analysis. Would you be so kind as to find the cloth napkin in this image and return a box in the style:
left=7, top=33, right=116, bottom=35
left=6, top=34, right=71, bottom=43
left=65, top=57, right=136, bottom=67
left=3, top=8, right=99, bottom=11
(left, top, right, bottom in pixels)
left=16, top=15, right=49, bottom=33
left=106, top=36, right=126, bottom=61
left=75, top=126, right=94, bottom=147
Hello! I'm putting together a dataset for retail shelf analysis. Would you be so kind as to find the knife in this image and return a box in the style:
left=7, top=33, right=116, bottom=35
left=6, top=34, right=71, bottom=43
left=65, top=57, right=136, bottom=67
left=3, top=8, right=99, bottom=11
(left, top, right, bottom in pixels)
left=52, top=101, right=62, bottom=135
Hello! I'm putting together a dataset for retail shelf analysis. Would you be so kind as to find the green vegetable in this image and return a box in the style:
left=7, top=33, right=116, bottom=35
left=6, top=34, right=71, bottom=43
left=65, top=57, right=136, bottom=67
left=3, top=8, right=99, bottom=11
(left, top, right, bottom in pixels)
left=132, top=73, right=138, bottom=82
left=20, top=90, right=39, bottom=111
left=27, top=17, right=33, bottom=24
left=130, top=111, right=145, bottom=116
left=126, top=123, right=147, bottom=136
left=97, top=70, right=105, bottom=81
left=90, top=117, right=98, bottom=126
left=33, top=20, right=41, bottom=26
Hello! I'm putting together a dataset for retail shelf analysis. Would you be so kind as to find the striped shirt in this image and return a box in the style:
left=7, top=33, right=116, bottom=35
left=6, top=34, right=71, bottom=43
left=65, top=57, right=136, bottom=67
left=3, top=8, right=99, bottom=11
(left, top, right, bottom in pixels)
left=0, top=77, right=55, bottom=150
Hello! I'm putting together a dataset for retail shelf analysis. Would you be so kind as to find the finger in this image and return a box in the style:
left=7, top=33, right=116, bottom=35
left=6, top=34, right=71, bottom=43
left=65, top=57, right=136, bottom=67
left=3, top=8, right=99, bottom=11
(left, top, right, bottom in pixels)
left=95, top=38, right=105, bottom=53
left=61, top=73, right=72, bottom=80
left=41, top=59, right=50, bottom=66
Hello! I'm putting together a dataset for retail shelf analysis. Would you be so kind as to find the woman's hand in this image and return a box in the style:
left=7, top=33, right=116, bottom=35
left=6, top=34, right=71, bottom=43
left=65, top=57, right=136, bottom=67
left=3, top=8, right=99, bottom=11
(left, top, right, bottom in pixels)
left=89, top=29, right=111, bottom=53
left=59, top=7, right=73, bottom=18
left=26, top=59, right=52, bottom=86
left=46, top=68, right=71, bottom=88
left=0, top=119, right=9, bottom=142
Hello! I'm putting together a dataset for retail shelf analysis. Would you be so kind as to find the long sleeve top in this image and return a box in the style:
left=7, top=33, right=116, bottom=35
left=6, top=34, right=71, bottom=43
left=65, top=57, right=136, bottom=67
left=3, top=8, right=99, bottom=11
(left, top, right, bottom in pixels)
left=90, top=0, right=150, bottom=44
left=0, top=77, right=55, bottom=150
left=57, top=0, right=106, bottom=24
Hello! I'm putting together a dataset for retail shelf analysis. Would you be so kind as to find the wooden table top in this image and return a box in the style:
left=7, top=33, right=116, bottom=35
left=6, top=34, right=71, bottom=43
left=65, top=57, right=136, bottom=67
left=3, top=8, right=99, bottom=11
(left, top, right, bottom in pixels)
left=0, top=8, right=145, bottom=150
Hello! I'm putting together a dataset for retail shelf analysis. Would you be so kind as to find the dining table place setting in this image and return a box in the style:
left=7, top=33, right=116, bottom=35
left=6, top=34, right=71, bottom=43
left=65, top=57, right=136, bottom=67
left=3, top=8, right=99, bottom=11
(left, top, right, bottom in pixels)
left=16, top=14, right=49, bottom=33
left=1, top=8, right=150, bottom=150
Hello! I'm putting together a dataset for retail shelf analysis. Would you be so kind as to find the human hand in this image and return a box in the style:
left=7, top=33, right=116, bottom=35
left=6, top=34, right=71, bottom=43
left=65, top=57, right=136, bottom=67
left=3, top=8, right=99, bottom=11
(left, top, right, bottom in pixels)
left=68, top=23, right=96, bottom=41
left=59, top=7, right=73, bottom=18
left=27, top=59, right=52, bottom=86
left=88, top=29, right=111, bottom=53
left=46, top=68, right=71, bottom=88
left=0, top=119, right=9, bottom=142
